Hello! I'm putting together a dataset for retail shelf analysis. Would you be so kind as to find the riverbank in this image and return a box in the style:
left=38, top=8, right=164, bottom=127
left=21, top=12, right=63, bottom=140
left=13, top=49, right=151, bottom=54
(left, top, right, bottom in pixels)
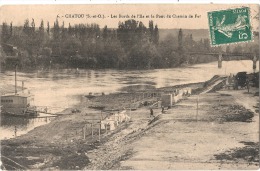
left=84, top=80, right=259, bottom=170
left=1, top=77, right=207, bottom=169
left=117, top=88, right=259, bottom=170
left=1, top=75, right=259, bottom=170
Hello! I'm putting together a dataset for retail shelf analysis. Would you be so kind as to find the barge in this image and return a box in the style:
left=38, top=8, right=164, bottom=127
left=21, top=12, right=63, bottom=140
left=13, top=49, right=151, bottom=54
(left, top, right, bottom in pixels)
left=1, top=93, right=38, bottom=117
left=1, top=65, right=38, bottom=117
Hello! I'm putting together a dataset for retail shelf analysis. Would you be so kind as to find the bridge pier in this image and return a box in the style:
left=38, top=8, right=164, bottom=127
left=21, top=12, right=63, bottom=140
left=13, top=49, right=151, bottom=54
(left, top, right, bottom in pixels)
left=218, top=53, right=222, bottom=69
left=253, top=54, right=257, bottom=72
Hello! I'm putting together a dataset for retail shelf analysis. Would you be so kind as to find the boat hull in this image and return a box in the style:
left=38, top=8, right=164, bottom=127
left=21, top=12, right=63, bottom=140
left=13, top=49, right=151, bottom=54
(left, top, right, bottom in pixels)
left=1, top=107, right=38, bottom=117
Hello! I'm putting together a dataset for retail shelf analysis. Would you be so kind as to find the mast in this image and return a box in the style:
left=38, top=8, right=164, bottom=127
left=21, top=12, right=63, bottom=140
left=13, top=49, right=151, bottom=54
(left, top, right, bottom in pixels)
left=15, top=64, right=17, bottom=94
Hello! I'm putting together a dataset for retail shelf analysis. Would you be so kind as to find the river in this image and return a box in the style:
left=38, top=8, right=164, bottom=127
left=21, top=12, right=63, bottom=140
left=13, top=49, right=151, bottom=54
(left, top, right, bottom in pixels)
left=0, top=60, right=258, bottom=139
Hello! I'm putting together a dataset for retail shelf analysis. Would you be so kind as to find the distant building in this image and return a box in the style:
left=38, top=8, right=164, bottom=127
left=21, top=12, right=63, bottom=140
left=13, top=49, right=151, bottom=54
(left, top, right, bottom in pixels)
left=1, top=43, right=20, bottom=67
left=2, top=43, right=18, bottom=57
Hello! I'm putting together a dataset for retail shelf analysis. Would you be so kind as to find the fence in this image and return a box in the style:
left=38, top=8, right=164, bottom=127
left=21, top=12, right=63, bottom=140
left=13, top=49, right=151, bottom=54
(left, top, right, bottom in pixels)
left=78, top=110, right=131, bottom=141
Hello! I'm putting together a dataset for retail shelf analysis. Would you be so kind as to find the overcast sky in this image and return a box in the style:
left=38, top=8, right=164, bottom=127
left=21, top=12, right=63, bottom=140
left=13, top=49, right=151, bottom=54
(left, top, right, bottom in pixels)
left=0, top=4, right=258, bottom=29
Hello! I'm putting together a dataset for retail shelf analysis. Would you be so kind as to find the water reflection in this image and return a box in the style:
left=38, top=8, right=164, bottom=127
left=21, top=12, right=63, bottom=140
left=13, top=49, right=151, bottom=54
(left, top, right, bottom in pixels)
left=1, top=115, right=30, bottom=127
left=0, top=114, right=53, bottom=140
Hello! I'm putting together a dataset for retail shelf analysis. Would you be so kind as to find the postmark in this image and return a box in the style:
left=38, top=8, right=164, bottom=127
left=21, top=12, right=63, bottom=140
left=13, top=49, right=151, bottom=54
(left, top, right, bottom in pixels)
left=208, top=7, right=252, bottom=46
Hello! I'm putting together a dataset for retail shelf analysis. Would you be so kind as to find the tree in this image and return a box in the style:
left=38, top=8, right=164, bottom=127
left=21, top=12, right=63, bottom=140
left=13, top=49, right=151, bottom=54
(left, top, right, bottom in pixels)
left=111, top=29, right=117, bottom=39
left=203, top=38, right=210, bottom=52
left=39, top=20, right=44, bottom=33
left=23, top=19, right=30, bottom=35
left=189, top=34, right=194, bottom=47
left=0, top=44, right=7, bottom=66
left=51, top=19, right=62, bottom=57
left=102, top=25, right=108, bottom=40
left=53, top=19, right=60, bottom=40
left=19, top=50, right=31, bottom=68
left=9, top=22, right=13, bottom=38
left=61, top=21, right=66, bottom=39
left=178, top=28, right=183, bottom=52
left=61, top=36, right=81, bottom=57
left=226, top=46, right=231, bottom=53
left=68, top=23, right=74, bottom=36
left=3, top=18, right=240, bottom=70
left=117, top=19, right=140, bottom=49
left=1, top=22, right=9, bottom=43
left=31, top=18, right=35, bottom=33
left=153, top=24, right=159, bottom=45
left=47, top=22, right=50, bottom=35
left=233, top=45, right=243, bottom=54
left=38, top=20, right=45, bottom=47
left=149, top=20, right=154, bottom=42
left=137, top=21, right=147, bottom=41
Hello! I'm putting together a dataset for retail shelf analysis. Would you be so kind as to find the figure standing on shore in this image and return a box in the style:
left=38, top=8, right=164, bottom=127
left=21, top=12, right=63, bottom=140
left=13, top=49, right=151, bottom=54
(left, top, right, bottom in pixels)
left=150, top=108, right=154, bottom=117
left=161, top=106, right=164, bottom=113
left=14, top=126, right=17, bottom=137
left=246, top=77, right=250, bottom=93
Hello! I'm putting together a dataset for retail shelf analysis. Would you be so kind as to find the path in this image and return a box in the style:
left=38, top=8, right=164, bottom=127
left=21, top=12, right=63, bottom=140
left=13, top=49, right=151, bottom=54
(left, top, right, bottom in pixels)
left=118, top=89, right=259, bottom=170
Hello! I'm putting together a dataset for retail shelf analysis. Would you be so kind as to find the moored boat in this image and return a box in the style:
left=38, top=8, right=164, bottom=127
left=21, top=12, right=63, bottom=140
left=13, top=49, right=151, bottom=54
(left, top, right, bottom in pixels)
left=1, top=65, right=39, bottom=117
left=1, top=93, right=38, bottom=117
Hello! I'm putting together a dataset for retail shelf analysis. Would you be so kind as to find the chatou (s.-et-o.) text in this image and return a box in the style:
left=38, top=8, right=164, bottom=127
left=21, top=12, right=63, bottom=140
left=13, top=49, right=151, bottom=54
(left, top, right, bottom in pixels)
left=63, top=14, right=106, bottom=19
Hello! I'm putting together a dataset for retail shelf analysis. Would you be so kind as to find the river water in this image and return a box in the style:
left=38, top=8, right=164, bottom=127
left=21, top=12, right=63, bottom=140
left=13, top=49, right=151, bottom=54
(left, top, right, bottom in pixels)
left=0, top=60, right=258, bottom=139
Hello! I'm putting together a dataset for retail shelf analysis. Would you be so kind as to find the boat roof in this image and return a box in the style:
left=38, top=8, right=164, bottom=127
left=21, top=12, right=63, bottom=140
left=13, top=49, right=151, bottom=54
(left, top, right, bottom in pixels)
left=1, top=93, right=33, bottom=98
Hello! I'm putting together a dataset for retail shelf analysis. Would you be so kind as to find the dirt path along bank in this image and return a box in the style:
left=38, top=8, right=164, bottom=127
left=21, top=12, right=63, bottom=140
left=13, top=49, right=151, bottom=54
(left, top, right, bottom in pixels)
left=117, top=88, right=259, bottom=170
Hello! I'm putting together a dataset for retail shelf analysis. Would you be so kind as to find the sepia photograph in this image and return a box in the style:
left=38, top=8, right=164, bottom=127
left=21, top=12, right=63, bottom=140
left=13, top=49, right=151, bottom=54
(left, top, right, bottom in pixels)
left=0, top=3, right=259, bottom=170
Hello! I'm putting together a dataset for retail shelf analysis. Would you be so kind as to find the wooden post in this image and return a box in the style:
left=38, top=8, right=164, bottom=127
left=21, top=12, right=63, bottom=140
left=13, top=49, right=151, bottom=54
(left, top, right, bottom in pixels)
left=83, top=124, right=86, bottom=140
left=91, top=120, right=93, bottom=139
left=129, top=108, right=132, bottom=121
left=196, top=95, right=199, bottom=122
left=105, top=123, right=107, bottom=134
left=98, top=120, right=101, bottom=141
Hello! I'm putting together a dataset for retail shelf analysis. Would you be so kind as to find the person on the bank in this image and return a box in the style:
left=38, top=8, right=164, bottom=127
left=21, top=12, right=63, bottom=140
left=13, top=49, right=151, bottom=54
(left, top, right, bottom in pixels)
left=246, top=77, right=250, bottom=93
left=161, top=106, right=164, bottom=113
left=150, top=108, right=154, bottom=117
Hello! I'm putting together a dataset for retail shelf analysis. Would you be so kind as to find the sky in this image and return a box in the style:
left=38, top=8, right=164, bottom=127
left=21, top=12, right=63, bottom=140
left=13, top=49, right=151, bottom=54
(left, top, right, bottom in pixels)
left=0, top=4, right=259, bottom=29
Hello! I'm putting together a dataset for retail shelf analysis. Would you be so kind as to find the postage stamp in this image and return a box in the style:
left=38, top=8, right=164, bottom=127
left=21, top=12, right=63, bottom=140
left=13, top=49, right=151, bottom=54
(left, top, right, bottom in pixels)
left=208, top=7, right=252, bottom=46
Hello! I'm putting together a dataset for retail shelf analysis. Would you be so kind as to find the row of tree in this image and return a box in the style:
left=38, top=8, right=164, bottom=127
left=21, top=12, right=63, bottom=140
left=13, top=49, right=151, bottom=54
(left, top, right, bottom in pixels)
left=1, top=19, right=257, bottom=70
